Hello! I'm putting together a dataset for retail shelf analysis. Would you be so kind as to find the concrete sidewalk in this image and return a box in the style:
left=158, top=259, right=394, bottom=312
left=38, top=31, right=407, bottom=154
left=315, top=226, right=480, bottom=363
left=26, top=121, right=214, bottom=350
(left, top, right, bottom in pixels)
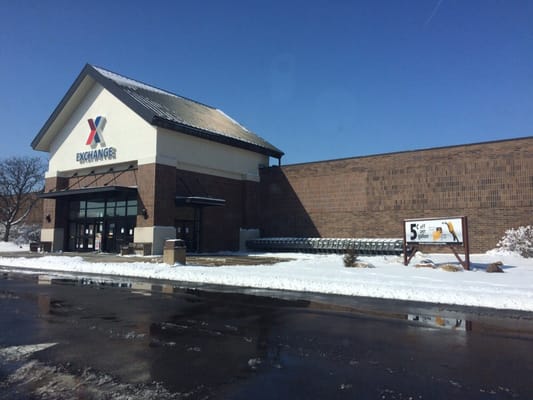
left=0, top=250, right=291, bottom=267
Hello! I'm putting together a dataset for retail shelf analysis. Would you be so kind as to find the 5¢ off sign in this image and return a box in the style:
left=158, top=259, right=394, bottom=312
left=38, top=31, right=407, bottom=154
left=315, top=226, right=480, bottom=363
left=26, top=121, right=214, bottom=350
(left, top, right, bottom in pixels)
left=404, top=217, right=464, bottom=245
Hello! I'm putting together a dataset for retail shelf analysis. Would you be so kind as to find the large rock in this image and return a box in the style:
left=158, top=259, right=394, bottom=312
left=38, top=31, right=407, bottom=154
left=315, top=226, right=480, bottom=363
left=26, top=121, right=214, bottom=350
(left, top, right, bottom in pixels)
left=415, top=259, right=436, bottom=268
left=486, top=261, right=504, bottom=273
left=353, top=261, right=374, bottom=268
left=439, top=264, right=463, bottom=272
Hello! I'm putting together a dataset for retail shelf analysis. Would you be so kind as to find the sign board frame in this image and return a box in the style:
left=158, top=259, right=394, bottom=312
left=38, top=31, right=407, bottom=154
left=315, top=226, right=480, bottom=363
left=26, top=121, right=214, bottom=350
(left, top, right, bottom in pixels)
left=403, top=216, right=470, bottom=270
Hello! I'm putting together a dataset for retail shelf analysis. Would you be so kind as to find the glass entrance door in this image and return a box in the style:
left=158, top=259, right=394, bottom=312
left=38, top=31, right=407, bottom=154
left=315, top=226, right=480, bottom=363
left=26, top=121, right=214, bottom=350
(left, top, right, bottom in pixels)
left=67, top=196, right=138, bottom=253
left=72, top=222, right=97, bottom=251
left=104, top=218, right=135, bottom=253
left=176, top=220, right=195, bottom=251
left=175, top=207, right=201, bottom=252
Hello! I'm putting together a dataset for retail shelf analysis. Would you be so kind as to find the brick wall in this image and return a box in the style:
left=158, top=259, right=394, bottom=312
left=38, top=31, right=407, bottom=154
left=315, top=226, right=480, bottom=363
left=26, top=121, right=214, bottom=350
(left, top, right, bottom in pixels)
left=136, top=163, right=177, bottom=227
left=259, top=137, right=533, bottom=252
left=175, top=169, right=260, bottom=252
left=14, top=192, right=43, bottom=225
left=42, top=176, right=68, bottom=231
left=38, top=166, right=259, bottom=252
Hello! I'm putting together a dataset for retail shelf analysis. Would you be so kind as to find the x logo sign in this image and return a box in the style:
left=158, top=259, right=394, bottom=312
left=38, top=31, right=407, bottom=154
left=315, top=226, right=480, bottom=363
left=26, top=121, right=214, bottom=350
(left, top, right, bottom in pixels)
left=86, top=116, right=106, bottom=147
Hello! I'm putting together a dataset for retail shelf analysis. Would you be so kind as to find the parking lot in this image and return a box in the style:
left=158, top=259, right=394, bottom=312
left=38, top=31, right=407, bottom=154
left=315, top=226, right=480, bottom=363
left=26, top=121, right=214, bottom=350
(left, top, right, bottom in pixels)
left=2, top=271, right=533, bottom=399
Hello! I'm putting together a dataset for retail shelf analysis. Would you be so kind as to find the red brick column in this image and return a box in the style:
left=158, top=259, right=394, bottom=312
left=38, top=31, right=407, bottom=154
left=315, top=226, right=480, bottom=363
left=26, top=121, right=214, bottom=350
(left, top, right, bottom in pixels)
left=136, top=163, right=177, bottom=227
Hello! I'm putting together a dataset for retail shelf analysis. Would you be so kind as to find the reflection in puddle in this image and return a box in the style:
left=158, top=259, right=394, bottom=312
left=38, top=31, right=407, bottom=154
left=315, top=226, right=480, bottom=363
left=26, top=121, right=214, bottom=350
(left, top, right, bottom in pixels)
left=34, top=272, right=533, bottom=338
left=4, top=271, right=533, bottom=399
left=131, top=282, right=153, bottom=296
left=38, top=275, right=52, bottom=285
left=408, top=314, right=471, bottom=331
left=35, top=274, right=477, bottom=330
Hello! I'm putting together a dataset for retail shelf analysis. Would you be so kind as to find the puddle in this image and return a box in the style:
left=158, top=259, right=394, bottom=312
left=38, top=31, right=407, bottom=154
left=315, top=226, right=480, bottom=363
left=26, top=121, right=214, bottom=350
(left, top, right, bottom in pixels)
left=18, top=272, right=533, bottom=339
left=407, top=314, right=471, bottom=331
left=2, top=271, right=533, bottom=399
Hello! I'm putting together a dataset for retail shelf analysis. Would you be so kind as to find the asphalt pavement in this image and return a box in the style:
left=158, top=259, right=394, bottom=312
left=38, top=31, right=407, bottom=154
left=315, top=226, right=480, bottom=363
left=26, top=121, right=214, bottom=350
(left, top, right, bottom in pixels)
left=1, top=271, right=533, bottom=399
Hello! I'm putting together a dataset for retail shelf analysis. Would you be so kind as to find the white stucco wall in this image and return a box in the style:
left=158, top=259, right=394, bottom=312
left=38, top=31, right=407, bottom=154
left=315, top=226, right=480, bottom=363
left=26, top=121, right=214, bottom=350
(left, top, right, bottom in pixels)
left=156, top=127, right=269, bottom=182
left=134, top=226, right=176, bottom=255
left=40, top=228, right=64, bottom=252
left=44, top=81, right=269, bottom=182
left=45, top=83, right=157, bottom=178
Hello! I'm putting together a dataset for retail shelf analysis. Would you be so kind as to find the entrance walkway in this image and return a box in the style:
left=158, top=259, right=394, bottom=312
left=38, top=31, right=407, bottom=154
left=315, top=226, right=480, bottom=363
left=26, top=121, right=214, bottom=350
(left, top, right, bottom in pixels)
left=0, top=250, right=290, bottom=267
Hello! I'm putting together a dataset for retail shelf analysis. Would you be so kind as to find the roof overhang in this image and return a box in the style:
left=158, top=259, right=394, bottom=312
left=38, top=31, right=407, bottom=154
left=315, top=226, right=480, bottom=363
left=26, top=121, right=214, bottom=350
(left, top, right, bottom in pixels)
left=152, top=116, right=284, bottom=160
left=32, top=65, right=97, bottom=152
left=175, top=196, right=226, bottom=207
left=39, top=186, right=137, bottom=199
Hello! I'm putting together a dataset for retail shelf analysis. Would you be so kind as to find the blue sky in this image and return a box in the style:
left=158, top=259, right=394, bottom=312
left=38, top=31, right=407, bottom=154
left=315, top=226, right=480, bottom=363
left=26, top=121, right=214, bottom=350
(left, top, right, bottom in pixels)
left=1, top=0, right=531, bottom=165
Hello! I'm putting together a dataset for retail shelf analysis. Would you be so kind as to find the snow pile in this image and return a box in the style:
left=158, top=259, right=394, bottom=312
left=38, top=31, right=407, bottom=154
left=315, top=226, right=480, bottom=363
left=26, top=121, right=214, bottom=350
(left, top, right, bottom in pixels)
left=0, top=241, right=29, bottom=252
left=0, top=249, right=532, bottom=311
left=0, top=343, right=57, bottom=362
left=0, top=224, right=40, bottom=246
left=0, top=343, right=179, bottom=400
left=497, top=225, right=533, bottom=258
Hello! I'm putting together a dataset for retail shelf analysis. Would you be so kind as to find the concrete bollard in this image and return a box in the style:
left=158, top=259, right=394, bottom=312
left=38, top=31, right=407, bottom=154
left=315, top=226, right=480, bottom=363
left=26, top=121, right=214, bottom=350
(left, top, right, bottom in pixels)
left=163, top=239, right=186, bottom=265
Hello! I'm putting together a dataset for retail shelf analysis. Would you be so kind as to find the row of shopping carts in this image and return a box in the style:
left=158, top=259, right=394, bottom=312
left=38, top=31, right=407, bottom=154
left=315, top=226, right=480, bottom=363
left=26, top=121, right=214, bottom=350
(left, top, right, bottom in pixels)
left=246, top=237, right=407, bottom=255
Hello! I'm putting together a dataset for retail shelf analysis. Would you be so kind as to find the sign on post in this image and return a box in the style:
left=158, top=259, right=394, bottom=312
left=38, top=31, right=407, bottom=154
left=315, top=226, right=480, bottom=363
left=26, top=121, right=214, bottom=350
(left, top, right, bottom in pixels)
left=403, top=216, right=470, bottom=270
left=405, top=217, right=464, bottom=245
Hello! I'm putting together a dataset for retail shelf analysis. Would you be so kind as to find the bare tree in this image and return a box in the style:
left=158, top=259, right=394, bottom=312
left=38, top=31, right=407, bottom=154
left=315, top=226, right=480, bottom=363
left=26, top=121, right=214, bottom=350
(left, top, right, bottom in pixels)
left=0, top=156, right=46, bottom=242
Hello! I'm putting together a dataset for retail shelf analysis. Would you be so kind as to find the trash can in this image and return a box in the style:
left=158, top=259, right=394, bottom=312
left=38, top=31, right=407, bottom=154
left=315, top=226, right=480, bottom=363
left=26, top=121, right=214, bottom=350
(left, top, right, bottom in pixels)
left=120, top=245, right=133, bottom=256
left=39, top=242, right=52, bottom=253
left=163, top=239, right=186, bottom=265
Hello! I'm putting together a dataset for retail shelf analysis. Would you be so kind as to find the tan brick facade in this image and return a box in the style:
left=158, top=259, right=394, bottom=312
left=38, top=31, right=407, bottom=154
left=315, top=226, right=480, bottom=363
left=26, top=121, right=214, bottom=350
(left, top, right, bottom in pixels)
left=39, top=164, right=260, bottom=253
left=42, top=176, right=68, bottom=231
left=36, top=137, right=532, bottom=253
left=259, top=137, right=533, bottom=252
left=174, top=169, right=260, bottom=252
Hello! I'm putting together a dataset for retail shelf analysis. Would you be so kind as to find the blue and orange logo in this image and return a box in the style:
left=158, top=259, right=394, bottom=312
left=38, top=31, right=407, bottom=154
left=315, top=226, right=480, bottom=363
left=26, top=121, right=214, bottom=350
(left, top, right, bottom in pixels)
left=86, top=116, right=106, bottom=147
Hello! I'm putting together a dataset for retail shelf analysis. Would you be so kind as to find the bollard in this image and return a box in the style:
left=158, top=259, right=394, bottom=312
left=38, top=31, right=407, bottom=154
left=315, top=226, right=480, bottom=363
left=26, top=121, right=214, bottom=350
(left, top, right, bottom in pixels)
left=163, top=239, right=186, bottom=265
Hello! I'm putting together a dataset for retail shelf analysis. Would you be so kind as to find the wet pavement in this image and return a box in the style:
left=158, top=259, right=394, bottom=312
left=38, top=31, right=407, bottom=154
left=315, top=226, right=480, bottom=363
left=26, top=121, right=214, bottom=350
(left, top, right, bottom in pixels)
left=1, top=271, right=533, bottom=399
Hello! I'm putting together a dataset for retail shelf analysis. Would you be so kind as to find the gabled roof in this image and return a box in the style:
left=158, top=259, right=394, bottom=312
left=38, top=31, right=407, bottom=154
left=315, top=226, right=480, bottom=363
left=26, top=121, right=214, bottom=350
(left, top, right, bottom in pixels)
left=32, top=64, right=284, bottom=159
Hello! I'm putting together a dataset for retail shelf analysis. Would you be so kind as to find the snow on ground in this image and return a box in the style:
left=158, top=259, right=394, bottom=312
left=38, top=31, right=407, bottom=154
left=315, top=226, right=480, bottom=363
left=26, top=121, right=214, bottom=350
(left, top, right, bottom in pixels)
left=0, top=241, right=29, bottom=252
left=0, top=249, right=532, bottom=311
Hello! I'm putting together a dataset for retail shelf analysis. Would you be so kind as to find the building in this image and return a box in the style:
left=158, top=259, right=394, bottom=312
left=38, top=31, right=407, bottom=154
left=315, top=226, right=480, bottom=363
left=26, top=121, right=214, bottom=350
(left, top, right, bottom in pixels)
left=32, top=64, right=283, bottom=254
left=33, top=65, right=532, bottom=254
left=258, top=137, right=533, bottom=253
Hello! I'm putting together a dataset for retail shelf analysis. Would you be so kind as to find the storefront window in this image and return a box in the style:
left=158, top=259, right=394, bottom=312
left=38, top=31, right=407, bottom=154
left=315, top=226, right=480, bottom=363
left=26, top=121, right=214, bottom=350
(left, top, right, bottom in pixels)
left=127, top=200, right=138, bottom=216
left=86, top=207, right=105, bottom=218
left=67, top=193, right=138, bottom=253
left=105, top=201, right=116, bottom=217
left=86, top=199, right=105, bottom=218
left=115, top=200, right=126, bottom=216
left=69, top=200, right=86, bottom=219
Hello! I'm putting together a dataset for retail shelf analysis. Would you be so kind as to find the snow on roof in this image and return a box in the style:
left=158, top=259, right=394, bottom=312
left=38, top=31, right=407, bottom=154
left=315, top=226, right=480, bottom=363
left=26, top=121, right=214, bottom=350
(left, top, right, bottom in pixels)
left=216, top=108, right=251, bottom=133
left=92, top=65, right=283, bottom=158
left=93, top=66, right=171, bottom=96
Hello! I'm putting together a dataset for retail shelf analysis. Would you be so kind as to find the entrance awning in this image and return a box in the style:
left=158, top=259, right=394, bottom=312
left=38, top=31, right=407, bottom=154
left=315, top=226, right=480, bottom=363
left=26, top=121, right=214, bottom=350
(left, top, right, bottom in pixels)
left=39, top=186, right=138, bottom=199
left=175, top=196, right=226, bottom=207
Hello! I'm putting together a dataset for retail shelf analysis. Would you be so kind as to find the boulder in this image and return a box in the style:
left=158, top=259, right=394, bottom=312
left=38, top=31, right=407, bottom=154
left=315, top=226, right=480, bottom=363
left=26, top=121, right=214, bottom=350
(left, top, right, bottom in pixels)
left=415, top=260, right=436, bottom=268
left=353, top=261, right=374, bottom=268
left=343, top=250, right=358, bottom=267
left=439, top=264, right=463, bottom=272
left=486, top=261, right=504, bottom=273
